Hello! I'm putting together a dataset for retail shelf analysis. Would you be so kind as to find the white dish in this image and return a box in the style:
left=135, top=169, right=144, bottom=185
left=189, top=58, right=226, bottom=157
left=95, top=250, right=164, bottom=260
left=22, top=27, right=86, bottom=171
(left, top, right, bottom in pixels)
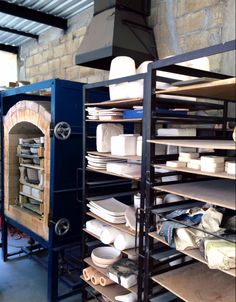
left=89, top=198, right=128, bottom=216
left=88, top=206, right=126, bottom=224
left=91, top=246, right=122, bottom=268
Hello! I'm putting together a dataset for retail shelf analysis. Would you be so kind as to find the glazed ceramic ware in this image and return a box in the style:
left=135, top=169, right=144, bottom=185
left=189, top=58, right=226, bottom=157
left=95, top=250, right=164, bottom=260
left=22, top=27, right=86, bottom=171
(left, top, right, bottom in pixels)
left=91, top=247, right=122, bottom=268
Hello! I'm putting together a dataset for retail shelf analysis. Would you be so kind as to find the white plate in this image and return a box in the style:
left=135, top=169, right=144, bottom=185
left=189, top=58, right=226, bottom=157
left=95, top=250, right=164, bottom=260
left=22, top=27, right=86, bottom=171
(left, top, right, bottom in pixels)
left=88, top=207, right=126, bottom=224
left=88, top=198, right=128, bottom=216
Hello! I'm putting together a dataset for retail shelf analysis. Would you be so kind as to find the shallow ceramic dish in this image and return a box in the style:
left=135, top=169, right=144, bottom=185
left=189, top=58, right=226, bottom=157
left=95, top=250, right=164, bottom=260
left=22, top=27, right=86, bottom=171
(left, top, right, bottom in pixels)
left=91, top=247, right=121, bottom=268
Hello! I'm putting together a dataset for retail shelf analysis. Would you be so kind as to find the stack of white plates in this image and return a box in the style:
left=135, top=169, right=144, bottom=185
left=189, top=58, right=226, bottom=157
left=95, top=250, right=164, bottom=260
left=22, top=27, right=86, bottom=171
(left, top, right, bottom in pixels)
left=88, top=198, right=128, bottom=224
left=86, top=107, right=124, bottom=120
left=86, top=153, right=126, bottom=170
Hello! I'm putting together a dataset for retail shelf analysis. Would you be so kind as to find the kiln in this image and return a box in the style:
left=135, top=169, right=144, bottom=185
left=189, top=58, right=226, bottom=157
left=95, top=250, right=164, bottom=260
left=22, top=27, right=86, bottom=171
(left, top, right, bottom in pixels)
left=0, top=79, right=99, bottom=301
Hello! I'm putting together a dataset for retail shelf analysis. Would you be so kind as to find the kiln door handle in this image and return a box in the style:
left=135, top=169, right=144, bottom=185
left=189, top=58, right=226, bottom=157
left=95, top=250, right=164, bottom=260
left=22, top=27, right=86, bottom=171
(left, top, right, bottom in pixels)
left=49, top=217, right=70, bottom=236
left=54, top=122, right=71, bottom=140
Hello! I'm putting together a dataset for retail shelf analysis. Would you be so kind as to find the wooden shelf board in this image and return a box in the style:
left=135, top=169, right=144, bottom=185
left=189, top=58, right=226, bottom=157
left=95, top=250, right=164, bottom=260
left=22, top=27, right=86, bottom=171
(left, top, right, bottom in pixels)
left=154, top=179, right=236, bottom=210
left=10, top=205, right=43, bottom=220
left=154, top=164, right=235, bottom=180
left=148, top=139, right=236, bottom=150
left=19, top=191, right=42, bottom=202
left=83, top=228, right=137, bottom=258
left=149, top=232, right=235, bottom=277
left=20, top=180, right=43, bottom=191
left=86, top=167, right=141, bottom=181
left=22, top=203, right=43, bottom=216
left=85, top=98, right=143, bottom=108
left=152, top=262, right=235, bottom=302
left=81, top=276, right=130, bottom=302
left=20, top=163, right=44, bottom=170
left=86, top=118, right=142, bottom=123
left=156, top=78, right=236, bottom=102
left=86, top=212, right=136, bottom=236
left=84, top=257, right=137, bottom=294
left=88, top=151, right=141, bottom=161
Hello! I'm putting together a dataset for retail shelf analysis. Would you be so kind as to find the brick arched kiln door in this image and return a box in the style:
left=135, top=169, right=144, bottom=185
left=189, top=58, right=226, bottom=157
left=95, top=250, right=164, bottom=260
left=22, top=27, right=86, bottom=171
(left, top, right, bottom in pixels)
left=4, top=101, right=51, bottom=241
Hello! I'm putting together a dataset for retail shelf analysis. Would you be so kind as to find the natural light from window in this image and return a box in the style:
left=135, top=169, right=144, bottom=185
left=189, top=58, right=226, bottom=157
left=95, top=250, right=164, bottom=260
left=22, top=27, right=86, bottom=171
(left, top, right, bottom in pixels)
left=0, top=50, right=17, bottom=87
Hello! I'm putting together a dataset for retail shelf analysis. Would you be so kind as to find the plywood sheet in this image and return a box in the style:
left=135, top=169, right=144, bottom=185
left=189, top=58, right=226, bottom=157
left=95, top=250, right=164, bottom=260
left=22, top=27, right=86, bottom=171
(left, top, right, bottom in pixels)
left=157, top=78, right=236, bottom=102
left=152, top=262, right=235, bottom=302
left=154, top=179, right=236, bottom=210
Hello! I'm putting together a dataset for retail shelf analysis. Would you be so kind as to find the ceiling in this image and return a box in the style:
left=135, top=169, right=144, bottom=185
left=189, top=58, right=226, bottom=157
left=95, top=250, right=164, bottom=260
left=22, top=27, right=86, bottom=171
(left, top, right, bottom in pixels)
left=0, top=0, right=94, bottom=53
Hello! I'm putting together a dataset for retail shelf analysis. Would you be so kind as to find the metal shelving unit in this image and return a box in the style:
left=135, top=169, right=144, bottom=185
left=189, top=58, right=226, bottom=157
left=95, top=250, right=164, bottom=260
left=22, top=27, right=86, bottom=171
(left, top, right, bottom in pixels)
left=82, top=74, right=148, bottom=301
left=140, top=40, right=236, bottom=302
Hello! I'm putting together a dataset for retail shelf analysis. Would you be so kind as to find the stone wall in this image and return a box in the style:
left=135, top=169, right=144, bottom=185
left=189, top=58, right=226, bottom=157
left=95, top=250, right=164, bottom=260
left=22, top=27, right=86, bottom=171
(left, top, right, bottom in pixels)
left=19, top=0, right=235, bottom=83
left=149, top=0, right=235, bottom=74
left=19, top=7, right=108, bottom=84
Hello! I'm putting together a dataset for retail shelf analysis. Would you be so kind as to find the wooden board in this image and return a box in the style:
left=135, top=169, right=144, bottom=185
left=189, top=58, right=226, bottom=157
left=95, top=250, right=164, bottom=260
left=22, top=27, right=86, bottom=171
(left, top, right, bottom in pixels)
left=20, top=180, right=43, bottom=191
left=154, top=164, right=235, bottom=180
left=81, top=276, right=130, bottom=302
left=152, top=262, right=236, bottom=302
left=88, top=151, right=141, bottom=161
left=154, top=179, right=236, bottom=210
left=87, top=212, right=136, bottom=236
left=147, top=139, right=236, bottom=150
left=84, top=257, right=137, bottom=294
left=19, top=191, right=43, bottom=202
left=149, top=232, right=235, bottom=277
left=83, top=229, right=137, bottom=258
left=20, top=163, right=44, bottom=170
left=86, top=118, right=142, bottom=123
left=156, top=78, right=236, bottom=102
left=85, top=97, right=143, bottom=108
left=86, top=167, right=141, bottom=181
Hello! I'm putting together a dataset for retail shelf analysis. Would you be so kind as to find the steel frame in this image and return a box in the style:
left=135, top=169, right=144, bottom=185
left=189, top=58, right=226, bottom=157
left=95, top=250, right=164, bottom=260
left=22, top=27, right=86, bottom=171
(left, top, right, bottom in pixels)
left=0, top=2, right=67, bottom=30
left=140, top=39, right=236, bottom=301
left=0, top=79, right=85, bottom=302
left=0, top=43, right=18, bottom=54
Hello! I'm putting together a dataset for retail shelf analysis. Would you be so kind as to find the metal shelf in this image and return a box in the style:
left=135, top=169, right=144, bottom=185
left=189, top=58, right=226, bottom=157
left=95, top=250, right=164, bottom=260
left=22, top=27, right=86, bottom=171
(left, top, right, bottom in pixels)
left=149, top=232, right=235, bottom=277
left=87, top=212, right=136, bottom=236
left=81, top=276, right=131, bottom=302
left=84, top=257, right=137, bottom=294
left=88, top=151, right=141, bottom=161
left=83, top=229, right=137, bottom=258
left=86, top=167, right=141, bottom=181
left=141, top=40, right=236, bottom=302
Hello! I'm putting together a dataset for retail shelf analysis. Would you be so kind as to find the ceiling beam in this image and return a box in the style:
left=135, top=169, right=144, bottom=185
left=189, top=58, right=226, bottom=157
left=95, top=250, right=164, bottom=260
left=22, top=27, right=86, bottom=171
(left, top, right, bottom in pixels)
left=0, top=2, right=67, bottom=30
left=0, top=43, right=18, bottom=54
left=0, top=26, right=38, bottom=39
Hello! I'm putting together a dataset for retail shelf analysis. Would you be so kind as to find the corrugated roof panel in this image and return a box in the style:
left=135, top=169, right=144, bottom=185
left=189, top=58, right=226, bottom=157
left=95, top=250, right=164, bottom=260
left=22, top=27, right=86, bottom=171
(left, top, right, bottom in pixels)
left=0, top=0, right=94, bottom=48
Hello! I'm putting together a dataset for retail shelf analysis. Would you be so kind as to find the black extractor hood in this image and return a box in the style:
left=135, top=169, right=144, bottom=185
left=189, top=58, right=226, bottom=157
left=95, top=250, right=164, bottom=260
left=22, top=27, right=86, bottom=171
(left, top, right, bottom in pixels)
left=75, top=0, right=157, bottom=70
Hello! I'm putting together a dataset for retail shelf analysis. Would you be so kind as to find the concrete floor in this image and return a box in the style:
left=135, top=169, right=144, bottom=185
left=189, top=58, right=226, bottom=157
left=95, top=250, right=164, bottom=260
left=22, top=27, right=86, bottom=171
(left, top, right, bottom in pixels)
left=0, top=233, right=82, bottom=302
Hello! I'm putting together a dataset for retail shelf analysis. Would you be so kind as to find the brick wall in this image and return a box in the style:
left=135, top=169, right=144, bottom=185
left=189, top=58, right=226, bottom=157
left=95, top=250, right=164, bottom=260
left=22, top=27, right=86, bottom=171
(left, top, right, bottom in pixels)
left=19, top=0, right=235, bottom=83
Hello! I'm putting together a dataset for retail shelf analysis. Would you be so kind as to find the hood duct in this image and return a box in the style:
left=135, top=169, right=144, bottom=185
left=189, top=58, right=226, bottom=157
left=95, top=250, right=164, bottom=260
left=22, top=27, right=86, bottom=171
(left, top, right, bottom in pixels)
left=75, top=0, right=157, bottom=70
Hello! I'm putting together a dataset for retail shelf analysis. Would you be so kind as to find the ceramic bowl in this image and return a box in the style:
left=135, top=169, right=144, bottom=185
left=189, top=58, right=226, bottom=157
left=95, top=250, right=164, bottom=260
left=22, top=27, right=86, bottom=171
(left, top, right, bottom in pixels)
left=91, top=247, right=122, bottom=268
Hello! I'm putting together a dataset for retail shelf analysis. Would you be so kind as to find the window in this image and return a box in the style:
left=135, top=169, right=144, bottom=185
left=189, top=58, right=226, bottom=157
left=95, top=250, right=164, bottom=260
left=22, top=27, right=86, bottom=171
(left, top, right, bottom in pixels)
left=0, top=51, right=17, bottom=87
